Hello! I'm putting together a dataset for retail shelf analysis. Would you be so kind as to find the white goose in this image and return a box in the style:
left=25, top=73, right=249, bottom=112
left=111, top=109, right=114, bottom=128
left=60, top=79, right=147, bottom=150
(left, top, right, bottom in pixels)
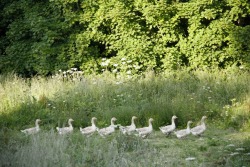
left=191, top=116, right=207, bottom=136
left=80, top=117, right=98, bottom=136
left=56, top=118, right=74, bottom=135
left=159, top=115, right=177, bottom=135
left=175, top=121, right=192, bottom=139
left=135, top=118, right=154, bottom=138
left=119, top=116, right=137, bottom=135
left=21, top=119, right=41, bottom=135
left=98, top=117, right=117, bottom=137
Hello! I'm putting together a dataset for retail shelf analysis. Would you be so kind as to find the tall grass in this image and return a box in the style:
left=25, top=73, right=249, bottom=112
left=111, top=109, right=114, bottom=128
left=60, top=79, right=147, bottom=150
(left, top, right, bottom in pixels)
left=0, top=70, right=250, bottom=166
left=0, top=130, right=168, bottom=167
left=1, top=128, right=249, bottom=166
left=1, top=70, right=250, bottom=129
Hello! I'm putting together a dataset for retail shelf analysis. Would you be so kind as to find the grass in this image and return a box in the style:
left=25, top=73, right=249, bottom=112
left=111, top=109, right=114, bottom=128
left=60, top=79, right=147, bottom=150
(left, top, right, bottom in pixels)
left=0, top=127, right=249, bottom=167
left=0, top=69, right=250, bottom=166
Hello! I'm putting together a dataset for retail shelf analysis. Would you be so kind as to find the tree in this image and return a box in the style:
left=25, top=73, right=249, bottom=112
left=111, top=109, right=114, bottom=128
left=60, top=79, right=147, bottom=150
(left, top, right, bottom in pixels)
left=0, top=0, right=250, bottom=76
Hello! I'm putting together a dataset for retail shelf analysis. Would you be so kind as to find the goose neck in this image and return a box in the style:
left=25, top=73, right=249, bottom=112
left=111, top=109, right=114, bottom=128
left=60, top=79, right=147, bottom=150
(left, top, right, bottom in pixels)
left=35, top=120, right=40, bottom=127
left=111, top=120, right=115, bottom=126
left=131, top=119, right=135, bottom=126
left=171, top=118, right=176, bottom=126
left=201, top=119, right=206, bottom=126
left=91, top=120, right=96, bottom=127
left=148, top=120, right=153, bottom=128
left=187, top=123, right=191, bottom=130
left=68, top=121, right=73, bottom=127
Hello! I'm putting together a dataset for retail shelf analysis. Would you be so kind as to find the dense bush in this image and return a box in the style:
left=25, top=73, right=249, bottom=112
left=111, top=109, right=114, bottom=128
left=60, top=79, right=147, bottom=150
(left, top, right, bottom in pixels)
left=0, top=0, right=250, bottom=76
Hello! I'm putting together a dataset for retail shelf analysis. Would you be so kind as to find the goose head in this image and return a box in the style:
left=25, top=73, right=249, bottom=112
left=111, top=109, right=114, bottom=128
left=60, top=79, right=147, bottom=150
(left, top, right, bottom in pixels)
left=91, top=117, right=97, bottom=122
left=35, top=119, right=41, bottom=123
left=172, top=115, right=178, bottom=120
left=149, top=118, right=154, bottom=124
left=91, top=117, right=97, bottom=125
left=111, top=117, right=117, bottom=125
left=35, top=119, right=41, bottom=126
left=201, top=116, right=207, bottom=120
left=187, top=121, right=192, bottom=127
left=171, top=115, right=177, bottom=125
left=68, top=118, right=74, bottom=125
left=132, top=116, right=137, bottom=120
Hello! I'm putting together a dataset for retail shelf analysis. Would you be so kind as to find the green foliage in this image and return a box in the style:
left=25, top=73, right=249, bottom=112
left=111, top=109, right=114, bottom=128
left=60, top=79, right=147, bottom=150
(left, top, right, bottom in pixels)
left=1, top=0, right=250, bottom=75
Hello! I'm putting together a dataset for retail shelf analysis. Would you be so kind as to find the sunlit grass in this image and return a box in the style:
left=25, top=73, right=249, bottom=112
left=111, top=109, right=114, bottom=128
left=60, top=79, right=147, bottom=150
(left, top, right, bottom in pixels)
left=0, top=69, right=250, bottom=166
left=1, top=69, right=249, bottom=129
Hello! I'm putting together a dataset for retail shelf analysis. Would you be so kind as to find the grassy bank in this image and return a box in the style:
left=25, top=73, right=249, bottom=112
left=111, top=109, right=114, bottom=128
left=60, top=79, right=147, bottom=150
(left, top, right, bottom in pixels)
left=0, top=127, right=249, bottom=166
left=0, top=69, right=250, bottom=166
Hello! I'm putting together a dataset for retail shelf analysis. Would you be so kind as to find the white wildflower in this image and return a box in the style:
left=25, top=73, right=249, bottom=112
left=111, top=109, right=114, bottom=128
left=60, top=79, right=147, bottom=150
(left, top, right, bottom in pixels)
left=226, top=144, right=235, bottom=147
left=67, top=70, right=72, bottom=73
left=229, top=152, right=239, bottom=156
left=235, top=148, right=245, bottom=151
left=101, top=62, right=107, bottom=66
left=127, top=75, right=132, bottom=79
left=135, top=66, right=141, bottom=70
left=126, top=70, right=132, bottom=75
left=185, top=157, right=196, bottom=161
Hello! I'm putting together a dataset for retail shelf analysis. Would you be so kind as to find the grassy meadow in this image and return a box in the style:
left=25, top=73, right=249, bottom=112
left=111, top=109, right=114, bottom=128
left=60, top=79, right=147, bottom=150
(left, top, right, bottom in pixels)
left=0, top=69, right=250, bottom=166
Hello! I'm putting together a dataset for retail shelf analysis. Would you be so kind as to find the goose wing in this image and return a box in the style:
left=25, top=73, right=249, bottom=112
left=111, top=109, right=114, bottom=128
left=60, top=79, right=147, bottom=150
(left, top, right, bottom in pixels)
left=57, top=127, right=73, bottom=134
left=120, top=125, right=136, bottom=134
left=136, top=127, right=151, bottom=135
left=80, top=126, right=96, bottom=135
left=21, top=127, right=39, bottom=135
left=98, top=126, right=115, bottom=136
left=175, top=129, right=188, bottom=138
left=191, top=125, right=205, bottom=135
left=159, top=125, right=175, bottom=134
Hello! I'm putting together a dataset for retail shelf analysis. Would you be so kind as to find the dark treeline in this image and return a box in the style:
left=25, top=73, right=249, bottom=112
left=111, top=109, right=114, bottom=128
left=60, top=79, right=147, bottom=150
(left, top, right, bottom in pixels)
left=0, top=0, right=250, bottom=76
